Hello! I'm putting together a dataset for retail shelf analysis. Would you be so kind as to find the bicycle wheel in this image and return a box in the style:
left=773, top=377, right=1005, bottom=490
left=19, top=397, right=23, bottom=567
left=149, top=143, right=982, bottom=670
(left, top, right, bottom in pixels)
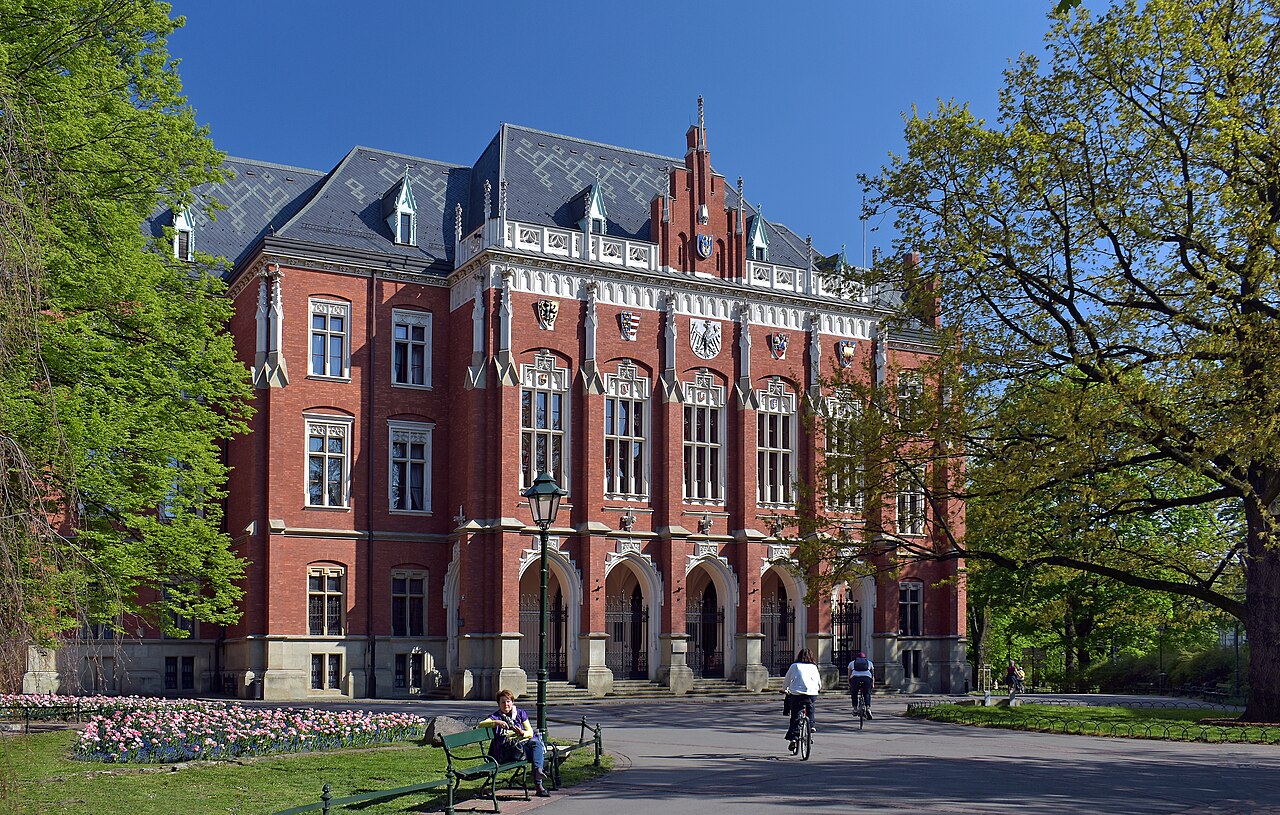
left=857, top=700, right=866, bottom=730
left=799, top=715, right=812, bottom=761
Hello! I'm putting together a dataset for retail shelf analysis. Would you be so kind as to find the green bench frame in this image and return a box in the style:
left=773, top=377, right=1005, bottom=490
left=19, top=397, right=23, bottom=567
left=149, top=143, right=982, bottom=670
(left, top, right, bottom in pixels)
left=440, top=727, right=530, bottom=813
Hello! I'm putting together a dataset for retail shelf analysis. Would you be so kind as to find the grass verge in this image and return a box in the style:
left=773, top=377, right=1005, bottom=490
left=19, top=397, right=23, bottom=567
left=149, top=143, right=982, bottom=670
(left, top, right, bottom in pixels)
left=0, top=729, right=613, bottom=815
left=908, top=703, right=1280, bottom=744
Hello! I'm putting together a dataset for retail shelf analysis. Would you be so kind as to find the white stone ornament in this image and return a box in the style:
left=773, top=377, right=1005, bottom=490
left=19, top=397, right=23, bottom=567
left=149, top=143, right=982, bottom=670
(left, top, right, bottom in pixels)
left=690, top=318, right=721, bottom=359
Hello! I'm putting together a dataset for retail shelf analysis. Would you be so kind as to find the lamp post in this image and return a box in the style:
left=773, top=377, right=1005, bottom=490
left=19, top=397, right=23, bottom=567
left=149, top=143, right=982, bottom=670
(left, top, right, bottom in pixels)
left=522, top=470, right=565, bottom=736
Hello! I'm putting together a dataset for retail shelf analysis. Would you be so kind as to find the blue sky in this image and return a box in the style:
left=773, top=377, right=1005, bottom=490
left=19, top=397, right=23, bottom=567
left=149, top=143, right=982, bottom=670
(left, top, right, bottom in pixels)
left=168, top=1, right=1060, bottom=258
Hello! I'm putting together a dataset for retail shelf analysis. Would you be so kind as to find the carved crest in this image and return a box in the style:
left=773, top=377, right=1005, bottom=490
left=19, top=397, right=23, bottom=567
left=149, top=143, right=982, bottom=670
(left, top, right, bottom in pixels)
left=534, top=299, right=559, bottom=330
left=696, top=234, right=714, bottom=259
left=769, top=333, right=788, bottom=360
left=619, top=310, right=640, bottom=341
left=837, top=340, right=856, bottom=368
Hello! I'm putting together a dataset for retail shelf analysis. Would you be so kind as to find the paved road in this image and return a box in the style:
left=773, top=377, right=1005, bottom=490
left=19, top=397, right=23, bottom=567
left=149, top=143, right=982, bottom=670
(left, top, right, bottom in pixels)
left=328, top=695, right=1280, bottom=814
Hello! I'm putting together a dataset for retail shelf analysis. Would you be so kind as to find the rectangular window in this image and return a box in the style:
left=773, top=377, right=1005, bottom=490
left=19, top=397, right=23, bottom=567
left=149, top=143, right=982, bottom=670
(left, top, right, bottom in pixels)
left=391, top=309, right=431, bottom=387
left=307, top=418, right=351, bottom=508
left=310, top=654, right=343, bottom=690
left=757, top=411, right=795, bottom=506
left=896, top=463, right=926, bottom=536
left=899, top=582, right=923, bottom=637
left=176, top=229, right=191, bottom=261
left=394, top=653, right=425, bottom=690
left=165, top=657, right=178, bottom=690
left=389, top=422, right=432, bottom=513
left=391, top=570, right=426, bottom=637
left=683, top=403, right=723, bottom=502
left=181, top=656, right=195, bottom=690
left=756, top=382, right=797, bottom=506
left=520, top=388, right=566, bottom=489
left=897, top=371, right=924, bottom=428
left=902, top=649, right=923, bottom=680
left=308, top=566, right=345, bottom=636
left=604, top=394, right=647, bottom=499
left=399, top=212, right=413, bottom=244
left=825, top=396, right=863, bottom=511
left=309, top=300, right=350, bottom=378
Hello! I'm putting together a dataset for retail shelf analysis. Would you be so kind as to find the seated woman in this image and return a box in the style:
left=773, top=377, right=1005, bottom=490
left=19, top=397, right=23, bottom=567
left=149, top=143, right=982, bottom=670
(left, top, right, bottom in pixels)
left=477, top=689, right=551, bottom=797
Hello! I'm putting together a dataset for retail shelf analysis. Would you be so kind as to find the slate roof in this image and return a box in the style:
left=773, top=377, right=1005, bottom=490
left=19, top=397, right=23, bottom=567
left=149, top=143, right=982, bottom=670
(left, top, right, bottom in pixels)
left=494, top=124, right=814, bottom=269
left=154, top=124, right=824, bottom=280
left=146, top=157, right=327, bottom=273
left=275, top=146, right=470, bottom=273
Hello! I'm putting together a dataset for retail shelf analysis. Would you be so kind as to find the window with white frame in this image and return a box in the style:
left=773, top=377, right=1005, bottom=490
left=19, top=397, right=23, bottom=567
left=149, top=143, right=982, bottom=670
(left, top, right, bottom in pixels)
left=824, top=393, right=864, bottom=511
left=308, top=565, right=345, bottom=636
left=173, top=207, right=193, bottom=261
left=391, top=309, right=431, bottom=388
left=309, top=300, right=350, bottom=378
left=311, top=653, right=343, bottom=690
left=388, top=421, right=432, bottom=513
left=519, top=350, right=570, bottom=491
left=899, top=581, right=922, bottom=636
left=604, top=362, right=649, bottom=500
left=757, top=378, right=797, bottom=506
left=897, top=370, right=924, bottom=428
left=307, top=417, right=352, bottom=508
left=683, top=370, right=725, bottom=503
left=391, top=570, right=426, bottom=637
left=896, top=462, right=926, bottom=535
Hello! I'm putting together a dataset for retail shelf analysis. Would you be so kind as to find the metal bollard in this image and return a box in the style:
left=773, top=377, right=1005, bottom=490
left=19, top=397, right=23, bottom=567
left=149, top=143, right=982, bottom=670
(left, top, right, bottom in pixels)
left=593, top=722, right=601, bottom=767
left=320, top=784, right=332, bottom=815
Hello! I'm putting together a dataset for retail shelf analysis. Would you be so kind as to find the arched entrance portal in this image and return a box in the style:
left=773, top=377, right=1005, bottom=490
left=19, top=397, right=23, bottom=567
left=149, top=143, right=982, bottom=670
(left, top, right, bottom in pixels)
left=761, top=568, right=796, bottom=675
left=519, top=571, right=567, bottom=681
left=686, top=568, right=725, bottom=678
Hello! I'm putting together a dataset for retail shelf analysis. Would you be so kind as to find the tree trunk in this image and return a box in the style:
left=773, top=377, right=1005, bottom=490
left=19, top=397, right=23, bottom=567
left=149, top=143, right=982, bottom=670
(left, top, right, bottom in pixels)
left=1063, top=608, right=1076, bottom=692
left=1243, top=513, right=1280, bottom=722
left=1075, top=616, right=1094, bottom=694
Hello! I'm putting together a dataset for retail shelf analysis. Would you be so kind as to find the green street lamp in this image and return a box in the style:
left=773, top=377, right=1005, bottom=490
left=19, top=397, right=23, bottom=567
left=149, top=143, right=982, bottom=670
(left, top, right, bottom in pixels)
left=522, top=470, right=565, bottom=736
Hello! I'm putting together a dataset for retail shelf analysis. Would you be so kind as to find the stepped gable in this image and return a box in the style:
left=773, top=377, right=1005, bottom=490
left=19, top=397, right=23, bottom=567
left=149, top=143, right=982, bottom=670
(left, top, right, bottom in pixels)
left=274, top=146, right=470, bottom=275
left=146, top=156, right=326, bottom=277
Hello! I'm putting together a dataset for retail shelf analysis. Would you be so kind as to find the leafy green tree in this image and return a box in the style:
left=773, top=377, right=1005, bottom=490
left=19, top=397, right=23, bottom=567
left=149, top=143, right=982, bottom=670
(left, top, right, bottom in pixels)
left=0, top=0, right=252, bottom=689
left=831, top=0, right=1280, bottom=721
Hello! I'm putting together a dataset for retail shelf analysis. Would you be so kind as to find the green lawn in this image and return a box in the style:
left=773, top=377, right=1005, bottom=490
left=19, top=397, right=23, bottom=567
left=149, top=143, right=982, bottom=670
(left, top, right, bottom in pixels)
left=909, top=703, right=1280, bottom=744
left=0, top=729, right=612, bottom=815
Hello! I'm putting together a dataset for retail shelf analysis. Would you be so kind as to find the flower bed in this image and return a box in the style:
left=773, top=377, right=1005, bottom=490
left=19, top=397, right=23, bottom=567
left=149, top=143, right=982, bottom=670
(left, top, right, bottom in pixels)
left=2, top=694, right=427, bottom=763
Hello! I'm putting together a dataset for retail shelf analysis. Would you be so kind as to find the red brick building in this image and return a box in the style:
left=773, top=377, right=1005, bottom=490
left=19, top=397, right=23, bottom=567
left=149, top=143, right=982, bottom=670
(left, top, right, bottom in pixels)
left=24, top=107, right=967, bottom=700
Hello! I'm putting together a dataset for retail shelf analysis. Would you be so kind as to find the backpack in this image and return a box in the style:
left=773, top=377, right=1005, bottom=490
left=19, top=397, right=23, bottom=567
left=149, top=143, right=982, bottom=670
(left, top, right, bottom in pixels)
left=853, top=657, right=870, bottom=672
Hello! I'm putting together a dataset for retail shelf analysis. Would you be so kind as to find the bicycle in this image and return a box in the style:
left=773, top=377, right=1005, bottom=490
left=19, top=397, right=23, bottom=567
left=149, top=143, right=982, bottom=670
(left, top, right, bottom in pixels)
left=852, top=691, right=869, bottom=730
left=787, top=699, right=813, bottom=761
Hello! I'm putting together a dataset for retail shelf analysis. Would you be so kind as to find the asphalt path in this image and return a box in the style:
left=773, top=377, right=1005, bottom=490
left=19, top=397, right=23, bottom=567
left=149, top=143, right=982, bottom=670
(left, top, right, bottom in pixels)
left=317, top=694, right=1280, bottom=814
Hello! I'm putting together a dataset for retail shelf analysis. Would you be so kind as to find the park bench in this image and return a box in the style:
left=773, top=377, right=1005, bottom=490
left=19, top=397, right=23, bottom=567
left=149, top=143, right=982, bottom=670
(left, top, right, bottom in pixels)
left=440, top=727, right=530, bottom=813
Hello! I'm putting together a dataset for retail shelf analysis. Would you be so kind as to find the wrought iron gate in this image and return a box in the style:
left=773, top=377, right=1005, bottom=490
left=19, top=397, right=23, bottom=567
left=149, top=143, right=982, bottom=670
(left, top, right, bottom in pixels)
left=605, top=589, right=648, bottom=679
left=832, top=599, right=863, bottom=671
left=761, top=597, right=795, bottom=675
left=519, top=592, right=567, bottom=680
left=686, top=590, right=724, bottom=678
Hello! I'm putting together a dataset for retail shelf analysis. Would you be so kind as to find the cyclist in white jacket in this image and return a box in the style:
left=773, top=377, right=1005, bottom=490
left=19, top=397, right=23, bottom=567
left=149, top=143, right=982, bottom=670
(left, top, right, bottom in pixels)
left=783, top=648, right=822, bottom=744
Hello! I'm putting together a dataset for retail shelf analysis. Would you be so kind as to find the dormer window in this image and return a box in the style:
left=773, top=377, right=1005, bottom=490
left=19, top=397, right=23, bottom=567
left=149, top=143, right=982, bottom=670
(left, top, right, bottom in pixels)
left=173, top=207, right=194, bottom=260
left=577, top=184, right=609, bottom=235
left=382, top=173, right=417, bottom=246
left=748, top=214, right=769, bottom=263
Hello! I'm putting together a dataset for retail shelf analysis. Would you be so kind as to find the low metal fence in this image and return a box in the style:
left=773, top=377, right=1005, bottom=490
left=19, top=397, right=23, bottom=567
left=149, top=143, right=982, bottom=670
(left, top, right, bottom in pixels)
left=0, top=702, right=102, bottom=734
left=905, top=701, right=1278, bottom=744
